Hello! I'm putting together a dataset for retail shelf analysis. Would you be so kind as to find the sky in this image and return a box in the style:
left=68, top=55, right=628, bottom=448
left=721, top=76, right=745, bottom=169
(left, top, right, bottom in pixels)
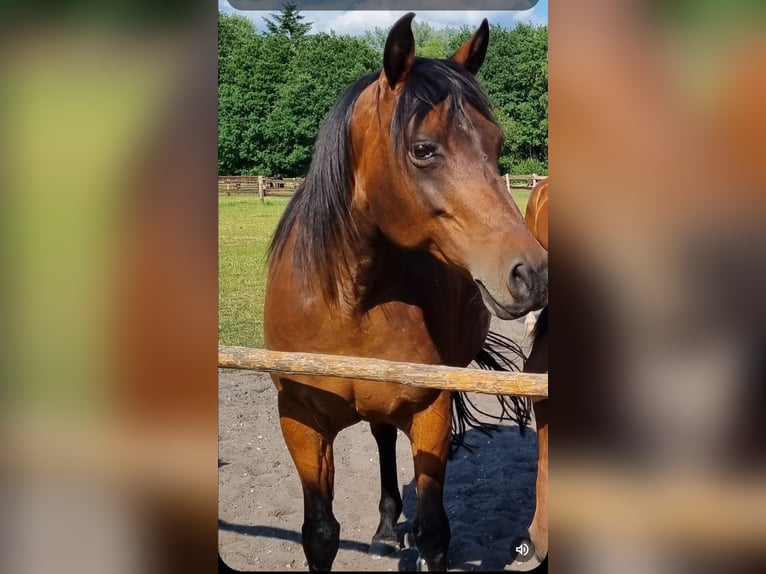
left=217, top=1, right=548, bottom=36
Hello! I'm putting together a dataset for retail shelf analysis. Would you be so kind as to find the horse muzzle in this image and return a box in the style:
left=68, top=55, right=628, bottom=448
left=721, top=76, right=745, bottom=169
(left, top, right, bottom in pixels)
left=474, top=255, right=548, bottom=320
left=508, top=256, right=548, bottom=310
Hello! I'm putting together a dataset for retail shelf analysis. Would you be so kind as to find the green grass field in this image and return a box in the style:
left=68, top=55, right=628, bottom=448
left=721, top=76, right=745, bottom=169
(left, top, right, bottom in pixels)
left=218, top=190, right=530, bottom=348
left=218, top=196, right=291, bottom=348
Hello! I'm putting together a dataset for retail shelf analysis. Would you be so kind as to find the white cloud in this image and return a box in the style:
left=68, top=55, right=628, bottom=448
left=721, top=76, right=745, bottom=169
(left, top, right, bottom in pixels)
left=218, top=7, right=546, bottom=37
left=511, top=6, right=546, bottom=26
left=407, top=10, right=502, bottom=30
left=301, top=10, right=402, bottom=35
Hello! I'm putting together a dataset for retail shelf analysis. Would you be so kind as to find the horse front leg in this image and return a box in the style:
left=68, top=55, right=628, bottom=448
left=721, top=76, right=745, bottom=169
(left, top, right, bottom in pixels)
left=278, top=406, right=339, bottom=572
left=407, top=392, right=452, bottom=571
left=369, top=422, right=403, bottom=554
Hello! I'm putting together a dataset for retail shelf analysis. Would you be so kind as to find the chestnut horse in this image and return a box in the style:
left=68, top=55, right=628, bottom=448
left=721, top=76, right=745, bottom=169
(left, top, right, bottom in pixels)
left=512, top=177, right=549, bottom=570
left=264, top=13, right=548, bottom=571
left=525, top=178, right=549, bottom=251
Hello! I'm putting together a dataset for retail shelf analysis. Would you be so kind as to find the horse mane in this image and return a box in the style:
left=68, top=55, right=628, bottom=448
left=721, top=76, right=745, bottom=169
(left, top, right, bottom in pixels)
left=267, top=57, right=499, bottom=305
left=267, top=71, right=378, bottom=304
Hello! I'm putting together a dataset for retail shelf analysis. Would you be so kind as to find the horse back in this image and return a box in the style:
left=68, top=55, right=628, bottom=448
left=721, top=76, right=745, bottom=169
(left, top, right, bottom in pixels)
left=526, top=179, right=549, bottom=251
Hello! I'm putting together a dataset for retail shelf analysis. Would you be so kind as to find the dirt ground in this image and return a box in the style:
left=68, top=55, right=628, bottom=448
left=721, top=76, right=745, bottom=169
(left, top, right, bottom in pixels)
left=218, top=315, right=541, bottom=572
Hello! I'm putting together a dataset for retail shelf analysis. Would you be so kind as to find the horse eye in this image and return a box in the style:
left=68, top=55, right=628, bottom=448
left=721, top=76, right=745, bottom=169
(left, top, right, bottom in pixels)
left=410, top=142, right=437, bottom=161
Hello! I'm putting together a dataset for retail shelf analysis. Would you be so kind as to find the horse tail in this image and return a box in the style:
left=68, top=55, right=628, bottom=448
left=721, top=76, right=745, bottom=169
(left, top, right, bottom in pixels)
left=450, top=329, right=533, bottom=457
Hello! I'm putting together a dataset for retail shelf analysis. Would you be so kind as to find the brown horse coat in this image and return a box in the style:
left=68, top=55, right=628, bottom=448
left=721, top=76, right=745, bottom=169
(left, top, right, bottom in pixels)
left=264, top=13, right=548, bottom=572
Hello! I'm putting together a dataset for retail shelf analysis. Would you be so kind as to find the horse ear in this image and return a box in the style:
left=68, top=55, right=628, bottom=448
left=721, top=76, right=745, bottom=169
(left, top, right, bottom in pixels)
left=450, top=18, right=489, bottom=75
left=383, top=12, right=416, bottom=90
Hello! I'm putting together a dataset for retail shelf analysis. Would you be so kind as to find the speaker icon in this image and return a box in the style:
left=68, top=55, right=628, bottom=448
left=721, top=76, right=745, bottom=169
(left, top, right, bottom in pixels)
left=509, top=537, right=535, bottom=562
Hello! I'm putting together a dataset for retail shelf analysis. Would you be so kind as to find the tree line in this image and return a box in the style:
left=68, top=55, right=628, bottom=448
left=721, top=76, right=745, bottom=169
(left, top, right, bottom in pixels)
left=219, top=5, right=548, bottom=177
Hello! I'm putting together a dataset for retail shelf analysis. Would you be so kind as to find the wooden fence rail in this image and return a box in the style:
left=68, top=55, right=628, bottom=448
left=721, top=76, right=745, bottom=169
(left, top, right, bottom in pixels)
left=504, top=173, right=548, bottom=191
left=218, top=346, right=548, bottom=397
left=218, top=174, right=548, bottom=198
left=218, top=176, right=305, bottom=199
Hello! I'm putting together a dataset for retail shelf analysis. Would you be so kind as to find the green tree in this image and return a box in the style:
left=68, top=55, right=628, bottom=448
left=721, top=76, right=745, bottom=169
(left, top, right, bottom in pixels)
left=218, top=12, right=293, bottom=174
left=444, top=24, right=475, bottom=55
left=218, top=12, right=548, bottom=177
left=263, top=2, right=312, bottom=40
left=261, top=32, right=379, bottom=176
left=218, top=13, right=263, bottom=174
left=417, top=35, right=447, bottom=59
left=411, top=21, right=436, bottom=55
left=360, top=26, right=387, bottom=54
left=218, top=12, right=256, bottom=84
left=362, top=21, right=453, bottom=59
left=477, top=24, right=548, bottom=168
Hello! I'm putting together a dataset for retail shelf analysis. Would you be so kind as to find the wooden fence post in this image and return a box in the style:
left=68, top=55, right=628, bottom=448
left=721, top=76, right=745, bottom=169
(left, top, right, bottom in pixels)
left=505, top=173, right=511, bottom=194
left=258, top=175, right=264, bottom=203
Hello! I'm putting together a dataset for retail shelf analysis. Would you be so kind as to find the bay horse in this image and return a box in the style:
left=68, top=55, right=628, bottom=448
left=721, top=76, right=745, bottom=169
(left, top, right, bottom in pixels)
left=264, top=13, right=548, bottom=571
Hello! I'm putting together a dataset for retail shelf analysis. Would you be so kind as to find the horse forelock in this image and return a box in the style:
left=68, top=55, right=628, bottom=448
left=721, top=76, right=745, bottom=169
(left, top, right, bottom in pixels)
left=391, top=57, right=498, bottom=159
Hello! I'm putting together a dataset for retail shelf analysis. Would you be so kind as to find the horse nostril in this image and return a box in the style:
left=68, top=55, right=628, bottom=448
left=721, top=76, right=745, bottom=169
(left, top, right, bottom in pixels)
left=508, top=257, right=549, bottom=302
left=508, top=259, right=533, bottom=297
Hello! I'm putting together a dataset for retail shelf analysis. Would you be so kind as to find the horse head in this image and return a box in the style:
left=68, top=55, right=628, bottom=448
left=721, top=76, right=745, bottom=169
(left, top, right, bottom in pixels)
left=349, top=13, right=548, bottom=319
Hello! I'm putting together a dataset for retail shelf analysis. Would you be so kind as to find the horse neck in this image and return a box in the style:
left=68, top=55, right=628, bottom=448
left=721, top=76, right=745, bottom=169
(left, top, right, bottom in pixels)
left=333, top=208, right=400, bottom=313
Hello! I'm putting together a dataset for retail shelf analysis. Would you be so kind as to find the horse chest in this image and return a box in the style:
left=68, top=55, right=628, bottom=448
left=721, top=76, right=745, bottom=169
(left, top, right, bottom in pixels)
left=353, top=263, right=490, bottom=366
left=351, top=299, right=477, bottom=365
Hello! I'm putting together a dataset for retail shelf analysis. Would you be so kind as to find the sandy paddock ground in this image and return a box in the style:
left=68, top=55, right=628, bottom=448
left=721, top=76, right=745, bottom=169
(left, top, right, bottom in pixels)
left=218, top=316, right=542, bottom=572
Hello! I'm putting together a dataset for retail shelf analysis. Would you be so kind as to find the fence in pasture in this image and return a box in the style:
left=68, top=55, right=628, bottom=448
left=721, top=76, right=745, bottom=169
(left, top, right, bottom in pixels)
left=218, top=175, right=304, bottom=200
left=218, top=346, right=548, bottom=398
left=504, top=173, right=548, bottom=190
left=218, top=173, right=548, bottom=200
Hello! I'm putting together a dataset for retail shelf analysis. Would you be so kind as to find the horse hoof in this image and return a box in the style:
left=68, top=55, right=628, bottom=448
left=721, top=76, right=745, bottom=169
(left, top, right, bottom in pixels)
left=368, top=539, right=399, bottom=558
